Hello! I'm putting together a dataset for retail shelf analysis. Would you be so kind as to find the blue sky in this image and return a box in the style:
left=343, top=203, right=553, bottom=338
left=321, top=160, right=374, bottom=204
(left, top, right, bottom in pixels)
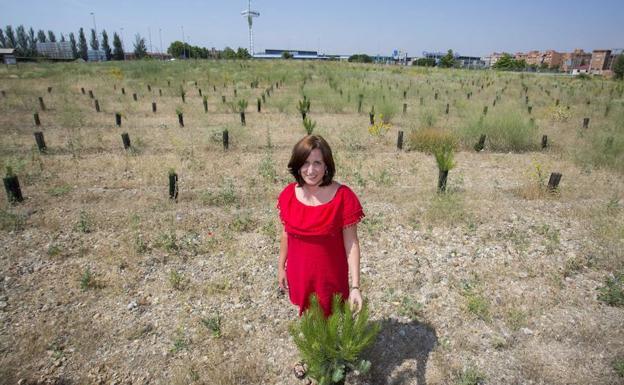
left=2, top=0, right=623, bottom=56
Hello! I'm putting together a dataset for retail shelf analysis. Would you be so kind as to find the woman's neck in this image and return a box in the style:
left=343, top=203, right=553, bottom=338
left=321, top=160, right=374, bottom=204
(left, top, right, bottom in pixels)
left=302, top=182, right=323, bottom=194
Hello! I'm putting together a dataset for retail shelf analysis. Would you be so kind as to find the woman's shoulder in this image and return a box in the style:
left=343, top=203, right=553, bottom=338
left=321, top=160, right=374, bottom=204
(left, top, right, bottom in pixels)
left=278, top=182, right=297, bottom=197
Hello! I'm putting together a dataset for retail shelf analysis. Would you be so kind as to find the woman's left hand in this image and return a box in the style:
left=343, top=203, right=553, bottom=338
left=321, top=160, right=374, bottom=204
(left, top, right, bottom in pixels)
left=348, top=288, right=363, bottom=315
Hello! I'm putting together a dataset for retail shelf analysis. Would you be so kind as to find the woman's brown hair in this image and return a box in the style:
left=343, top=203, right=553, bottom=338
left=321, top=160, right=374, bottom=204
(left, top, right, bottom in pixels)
left=288, top=135, right=335, bottom=187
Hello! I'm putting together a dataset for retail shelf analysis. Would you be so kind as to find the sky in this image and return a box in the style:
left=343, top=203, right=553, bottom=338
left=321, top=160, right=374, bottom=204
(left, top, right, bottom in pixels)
left=2, top=0, right=623, bottom=57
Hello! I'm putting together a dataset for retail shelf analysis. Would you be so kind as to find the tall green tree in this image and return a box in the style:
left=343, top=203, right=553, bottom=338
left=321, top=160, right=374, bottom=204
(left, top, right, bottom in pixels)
left=221, top=46, right=236, bottom=59
left=37, top=30, right=47, bottom=43
left=90, top=29, right=99, bottom=50
left=28, top=27, right=37, bottom=56
left=4, top=25, right=16, bottom=48
left=0, top=28, right=6, bottom=48
left=101, top=30, right=111, bottom=60
left=47, top=30, right=56, bottom=42
left=112, top=32, right=124, bottom=60
left=15, top=25, right=28, bottom=56
left=236, top=47, right=251, bottom=59
left=78, top=27, right=88, bottom=60
left=439, top=49, right=456, bottom=68
left=613, top=55, right=624, bottom=80
left=69, top=32, right=78, bottom=59
left=167, top=40, right=186, bottom=58
left=16, top=25, right=28, bottom=56
left=133, top=34, right=147, bottom=58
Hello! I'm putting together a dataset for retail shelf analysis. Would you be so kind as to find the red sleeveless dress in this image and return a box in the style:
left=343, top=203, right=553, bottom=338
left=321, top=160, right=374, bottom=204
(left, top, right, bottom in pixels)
left=277, top=182, right=365, bottom=316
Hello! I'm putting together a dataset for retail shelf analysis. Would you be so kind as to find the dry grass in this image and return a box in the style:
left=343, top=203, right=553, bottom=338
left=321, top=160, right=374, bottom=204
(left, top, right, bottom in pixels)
left=1, top=61, right=623, bottom=385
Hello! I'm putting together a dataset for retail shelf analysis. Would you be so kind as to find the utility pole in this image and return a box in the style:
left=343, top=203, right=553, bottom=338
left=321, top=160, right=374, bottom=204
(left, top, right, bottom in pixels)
left=148, top=27, right=152, bottom=54
left=159, top=28, right=163, bottom=59
left=181, top=26, right=186, bottom=59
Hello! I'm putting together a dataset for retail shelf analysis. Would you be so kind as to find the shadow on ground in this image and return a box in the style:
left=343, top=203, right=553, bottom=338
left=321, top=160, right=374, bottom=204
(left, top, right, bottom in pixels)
left=361, top=318, right=437, bottom=385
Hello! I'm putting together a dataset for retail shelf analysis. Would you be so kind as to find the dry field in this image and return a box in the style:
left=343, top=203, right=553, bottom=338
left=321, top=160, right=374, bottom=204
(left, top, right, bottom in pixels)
left=0, top=60, right=623, bottom=385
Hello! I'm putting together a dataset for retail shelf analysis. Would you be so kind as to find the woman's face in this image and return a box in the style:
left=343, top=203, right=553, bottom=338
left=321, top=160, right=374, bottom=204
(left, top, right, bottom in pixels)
left=300, top=148, right=326, bottom=186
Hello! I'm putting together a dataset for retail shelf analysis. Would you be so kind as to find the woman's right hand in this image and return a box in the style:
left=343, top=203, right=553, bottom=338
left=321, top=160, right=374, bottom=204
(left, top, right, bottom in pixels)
left=278, top=267, right=288, bottom=292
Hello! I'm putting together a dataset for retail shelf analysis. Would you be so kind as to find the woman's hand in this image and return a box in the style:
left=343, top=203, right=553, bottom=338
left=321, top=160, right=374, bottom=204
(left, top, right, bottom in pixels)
left=278, top=266, right=288, bottom=292
left=349, top=288, right=362, bottom=314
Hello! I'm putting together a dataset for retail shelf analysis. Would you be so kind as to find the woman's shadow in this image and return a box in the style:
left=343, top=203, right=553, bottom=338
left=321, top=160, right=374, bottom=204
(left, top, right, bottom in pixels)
left=358, top=318, right=438, bottom=385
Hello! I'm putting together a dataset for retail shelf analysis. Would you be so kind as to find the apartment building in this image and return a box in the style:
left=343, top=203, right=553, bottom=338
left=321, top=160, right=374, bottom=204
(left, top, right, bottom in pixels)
left=562, top=49, right=592, bottom=72
left=590, top=49, right=613, bottom=74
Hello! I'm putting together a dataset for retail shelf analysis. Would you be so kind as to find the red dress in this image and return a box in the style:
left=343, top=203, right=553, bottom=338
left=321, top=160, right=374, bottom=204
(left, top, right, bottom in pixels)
left=277, top=182, right=365, bottom=316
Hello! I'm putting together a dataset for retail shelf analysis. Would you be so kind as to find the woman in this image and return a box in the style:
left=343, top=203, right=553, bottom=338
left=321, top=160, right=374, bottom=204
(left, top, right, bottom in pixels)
left=277, top=135, right=365, bottom=318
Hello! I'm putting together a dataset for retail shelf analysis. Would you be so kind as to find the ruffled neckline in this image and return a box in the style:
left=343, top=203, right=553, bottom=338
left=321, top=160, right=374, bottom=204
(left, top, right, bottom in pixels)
left=293, top=183, right=343, bottom=208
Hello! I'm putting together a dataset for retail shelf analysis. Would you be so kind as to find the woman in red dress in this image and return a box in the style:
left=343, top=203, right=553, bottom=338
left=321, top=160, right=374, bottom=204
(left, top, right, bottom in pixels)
left=277, top=135, right=365, bottom=317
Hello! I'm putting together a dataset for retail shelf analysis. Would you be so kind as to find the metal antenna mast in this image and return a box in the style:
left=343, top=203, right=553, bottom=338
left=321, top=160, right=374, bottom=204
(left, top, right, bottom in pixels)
left=241, top=0, right=259, bottom=55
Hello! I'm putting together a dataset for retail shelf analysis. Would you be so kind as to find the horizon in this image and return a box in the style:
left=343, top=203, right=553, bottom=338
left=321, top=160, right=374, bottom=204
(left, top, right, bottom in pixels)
left=2, top=0, right=624, bottom=57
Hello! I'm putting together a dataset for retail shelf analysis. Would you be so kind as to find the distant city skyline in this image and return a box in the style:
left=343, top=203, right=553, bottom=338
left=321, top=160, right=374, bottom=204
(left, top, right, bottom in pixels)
left=2, top=0, right=623, bottom=57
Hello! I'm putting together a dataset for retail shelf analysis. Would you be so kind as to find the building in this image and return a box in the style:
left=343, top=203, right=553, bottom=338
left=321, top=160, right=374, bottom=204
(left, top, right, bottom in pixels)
left=36, top=42, right=73, bottom=60
left=253, top=49, right=346, bottom=60
left=562, top=49, right=592, bottom=72
left=486, top=52, right=506, bottom=67
left=543, top=50, right=563, bottom=69
left=0, top=48, right=17, bottom=65
left=590, top=49, right=613, bottom=74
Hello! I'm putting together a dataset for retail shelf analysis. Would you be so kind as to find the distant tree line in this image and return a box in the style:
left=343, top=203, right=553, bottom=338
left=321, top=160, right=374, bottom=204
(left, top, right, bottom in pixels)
left=348, top=54, right=373, bottom=63
left=0, top=24, right=253, bottom=61
left=0, top=24, right=126, bottom=61
left=167, top=41, right=250, bottom=60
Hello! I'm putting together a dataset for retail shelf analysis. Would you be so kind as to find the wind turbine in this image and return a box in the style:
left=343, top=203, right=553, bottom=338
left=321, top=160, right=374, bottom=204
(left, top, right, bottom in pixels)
left=241, top=0, right=260, bottom=55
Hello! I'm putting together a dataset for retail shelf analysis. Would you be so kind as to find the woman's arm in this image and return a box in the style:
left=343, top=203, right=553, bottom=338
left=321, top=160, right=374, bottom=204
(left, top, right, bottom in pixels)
left=343, top=225, right=362, bottom=313
left=278, top=227, right=288, bottom=291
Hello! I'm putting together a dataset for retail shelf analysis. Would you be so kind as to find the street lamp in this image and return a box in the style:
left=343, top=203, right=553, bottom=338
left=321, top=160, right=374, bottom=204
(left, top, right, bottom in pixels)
left=90, top=12, right=98, bottom=41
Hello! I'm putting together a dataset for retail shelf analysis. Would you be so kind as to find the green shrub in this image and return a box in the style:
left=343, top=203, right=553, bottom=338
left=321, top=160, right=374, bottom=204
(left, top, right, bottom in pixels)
left=433, top=143, right=456, bottom=172
left=576, top=123, right=624, bottom=174
left=407, top=128, right=458, bottom=154
left=289, top=294, right=380, bottom=385
left=597, top=272, right=624, bottom=307
left=457, top=110, right=538, bottom=152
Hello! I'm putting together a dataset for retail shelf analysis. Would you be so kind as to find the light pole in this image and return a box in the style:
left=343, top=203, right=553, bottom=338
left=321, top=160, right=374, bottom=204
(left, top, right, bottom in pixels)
left=120, top=27, right=125, bottom=60
left=90, top=12, right=98, bottom=42
left=159, top=28, right=163, bottom=59
left=181, top=26, right=186, bottom=59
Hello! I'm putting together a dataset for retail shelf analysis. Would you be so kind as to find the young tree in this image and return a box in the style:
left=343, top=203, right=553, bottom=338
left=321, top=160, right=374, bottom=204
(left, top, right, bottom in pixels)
left=90, top=28, right=99, bottom=50
left=60, top=33, right=66, bottom=42
left=37, top=30, right=46, bottom=43
left=4, top=25, right=16, bottom=48
left=101, top=30, right=112, bottom=60
left=613, top=55, right=624, bottom=80
left=78, top=27, right=88, bottom=60
left=69, top=32, right=78, bottom=59
left=16, top=25, right=28, bottom=56
left=112, top=32, right=124, bottom=60
left=0, top=28, right=6, bottom=48
left=133, top=34, right=147, bottom=59
left=439, top=49, right=456, bottom=68
left=28, top=27, right=37, bottom=56
left=282, top=51, right=293, bottom=59
left=47, top=30, right=56, bottom=42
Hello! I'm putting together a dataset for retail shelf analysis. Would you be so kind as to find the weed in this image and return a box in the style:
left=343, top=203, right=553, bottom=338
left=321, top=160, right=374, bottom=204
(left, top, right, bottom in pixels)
left=597, top=272, right=624, bottom=307
left=613, top=359, right=624, bottom=378
left=171, top=329, right=188, bottom=353
left=156, top=231, right=178, bottom=252
left=369, top=168, right=393, bottom=186
left=134, top=234, right=148, bottom=254
left=0, top=210, right=26, bottom=232
left=201, top=313, right=222, bottom=338
left=169, top=270, right=185, bottom=291
left=75, top=210, right=92, bottom=233
left=398, top=296, right=424, bottom=320
left=456, top=365, right=486, bottom=385
left=229, top=212, right=255, bottom=232
left=258, top=153, right=277, bottom=182
left=80, top=268, right=97, bottom=291
left=505, top=308, right=528, bottom=331
left=47, top=244, right=62, bottom=257
left=201, top=180, right=238, bottom=207
left=47, top=185, right=72, bottom=197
